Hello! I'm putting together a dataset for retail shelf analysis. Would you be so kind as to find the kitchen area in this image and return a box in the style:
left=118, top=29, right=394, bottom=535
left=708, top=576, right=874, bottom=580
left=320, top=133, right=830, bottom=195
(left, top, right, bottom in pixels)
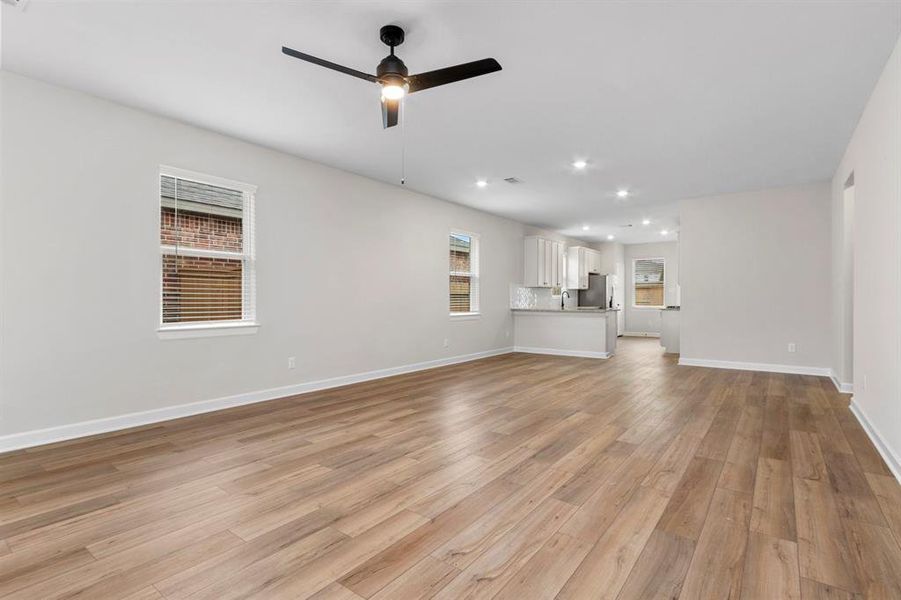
left=510, top=235, right=680, bottom=358
left=510, top=236, right=624, bottom=359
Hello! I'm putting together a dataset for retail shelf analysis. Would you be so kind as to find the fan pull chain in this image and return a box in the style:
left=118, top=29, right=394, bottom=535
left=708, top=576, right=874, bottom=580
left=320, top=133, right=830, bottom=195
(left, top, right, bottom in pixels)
left=400, top=99, right=406, bottom=185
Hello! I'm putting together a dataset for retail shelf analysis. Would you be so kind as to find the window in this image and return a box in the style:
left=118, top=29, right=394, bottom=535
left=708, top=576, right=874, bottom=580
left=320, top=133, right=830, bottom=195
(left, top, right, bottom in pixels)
left=449, top=232, right=480, bottom=315
left=159, top=166, right=257, bottom=333
left=633, top=257, right=665, bottom=308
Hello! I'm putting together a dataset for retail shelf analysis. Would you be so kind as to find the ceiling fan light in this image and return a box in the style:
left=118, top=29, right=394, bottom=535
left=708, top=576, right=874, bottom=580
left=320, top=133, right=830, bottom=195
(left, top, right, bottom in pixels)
left=381, top=82, right=407, bottom=100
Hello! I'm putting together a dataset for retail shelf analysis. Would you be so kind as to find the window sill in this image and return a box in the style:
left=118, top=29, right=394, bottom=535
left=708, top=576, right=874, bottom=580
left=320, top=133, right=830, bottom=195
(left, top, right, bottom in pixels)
left=158, top=322, right=260, bottom=340
left=449, top=312, right=481, bottom=321
left=631, top=306, right=666, bottom=311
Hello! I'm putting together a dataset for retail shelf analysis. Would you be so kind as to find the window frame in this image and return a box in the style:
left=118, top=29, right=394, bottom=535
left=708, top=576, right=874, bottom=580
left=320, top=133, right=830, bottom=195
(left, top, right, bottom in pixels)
left=631, top=256, right=666, bottom=309
left=157, top=165, right=259, bottom=339
left=448, top=230, right=481, bottom=318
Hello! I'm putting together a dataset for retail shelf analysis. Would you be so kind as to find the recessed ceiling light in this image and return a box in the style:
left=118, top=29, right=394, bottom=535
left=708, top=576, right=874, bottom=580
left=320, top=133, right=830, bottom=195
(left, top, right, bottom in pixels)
left=660, top=229, right=669, bottom=235
left=476, top=179, right=488, bottom=188
left=642, top=219, right=651, bottom=226
left=616, top=189, right=629, bottom=198
left=573, top=160, right=588, bottom=170
left=607, top=234, right=615, bottom=240
left=582, top=225, right=590, bottom=231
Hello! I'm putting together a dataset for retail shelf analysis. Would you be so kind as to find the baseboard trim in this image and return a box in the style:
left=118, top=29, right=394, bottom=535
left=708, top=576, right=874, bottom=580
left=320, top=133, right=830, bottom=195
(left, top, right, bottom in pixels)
left=829, top=371, right=854, bottom=394
left=677, top=357, right=831, bottom=377
left=850, top=399, right=901, bottom=484
left=621, top=332, right=660, bottom=338
left=0, top=346, right=515, bottom=453
left=513, top=346, right=610, bottom=359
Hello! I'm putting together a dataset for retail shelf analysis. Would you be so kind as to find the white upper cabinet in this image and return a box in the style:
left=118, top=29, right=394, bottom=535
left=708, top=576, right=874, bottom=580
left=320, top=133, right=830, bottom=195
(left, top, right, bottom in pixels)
left=567, top=246, right=590, bottom=289
left=557, top=242, right=566, bottom=287
left=587, top=249, right=602, bottom=274
left=524, top=236, right=566, bottom=288
left=568, top=246, right=609, bottom=287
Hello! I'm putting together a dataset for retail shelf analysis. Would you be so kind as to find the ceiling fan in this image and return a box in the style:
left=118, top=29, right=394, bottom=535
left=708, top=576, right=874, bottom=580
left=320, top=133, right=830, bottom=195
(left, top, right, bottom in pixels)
left=282, top=25, right=502, bottom=129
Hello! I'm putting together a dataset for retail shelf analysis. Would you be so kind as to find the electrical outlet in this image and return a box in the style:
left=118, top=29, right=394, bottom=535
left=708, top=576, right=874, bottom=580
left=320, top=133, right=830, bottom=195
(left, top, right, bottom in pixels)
left=787, top=343, right=796, bottom=353
left=287, top=356, right=296, bottom=369
left=443, top=338, right=449, bottom=348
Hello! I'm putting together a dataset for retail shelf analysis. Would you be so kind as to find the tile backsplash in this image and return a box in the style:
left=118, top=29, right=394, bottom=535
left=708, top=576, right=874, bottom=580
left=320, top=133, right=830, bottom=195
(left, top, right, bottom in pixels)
left=510, top=284, right=578, bottom=309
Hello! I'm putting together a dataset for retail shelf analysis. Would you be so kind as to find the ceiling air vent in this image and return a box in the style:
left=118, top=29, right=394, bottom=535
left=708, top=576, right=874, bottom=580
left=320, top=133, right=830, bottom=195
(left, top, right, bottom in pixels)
left=503, top=177, right=523, bottom=184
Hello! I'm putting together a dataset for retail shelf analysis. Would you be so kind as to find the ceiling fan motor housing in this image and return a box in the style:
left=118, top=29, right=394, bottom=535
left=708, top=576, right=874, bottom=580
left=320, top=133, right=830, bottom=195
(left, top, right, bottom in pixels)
left=377, top=54, right=408, bottom=81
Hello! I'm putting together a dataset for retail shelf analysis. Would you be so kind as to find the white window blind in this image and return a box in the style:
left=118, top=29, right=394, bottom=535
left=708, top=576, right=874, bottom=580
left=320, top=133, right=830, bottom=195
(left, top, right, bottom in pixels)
left=633, top=257, right=665, bottom=308
left=449, top=232, right=480, bottom=314
left=159, top=167, right=256, bottom=328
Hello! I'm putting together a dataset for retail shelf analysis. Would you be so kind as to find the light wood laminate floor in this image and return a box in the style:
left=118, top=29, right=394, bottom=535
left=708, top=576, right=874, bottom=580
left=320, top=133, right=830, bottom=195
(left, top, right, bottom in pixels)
left=2, top=339, right=901, bottom=599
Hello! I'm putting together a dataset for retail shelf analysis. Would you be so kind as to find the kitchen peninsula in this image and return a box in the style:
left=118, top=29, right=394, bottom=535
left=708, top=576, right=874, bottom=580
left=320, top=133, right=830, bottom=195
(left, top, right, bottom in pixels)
left=512, top=308, right=619, bottom=359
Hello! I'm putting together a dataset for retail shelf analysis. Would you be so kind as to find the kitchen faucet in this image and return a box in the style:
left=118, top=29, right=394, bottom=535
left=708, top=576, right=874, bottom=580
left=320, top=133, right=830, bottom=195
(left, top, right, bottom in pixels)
left=561, top=289, right=570, bottom=310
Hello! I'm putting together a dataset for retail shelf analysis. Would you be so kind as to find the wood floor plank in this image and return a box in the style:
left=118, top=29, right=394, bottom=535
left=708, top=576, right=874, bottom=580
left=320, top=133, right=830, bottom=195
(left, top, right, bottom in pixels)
left=308, top=582, right=365, bottom=600
left=431, top=496, right=576, bottom=599
left=800, top=578, right=863, bottom=600
left=615, top=529, right=695, bottom=600
left=679, top=487, right=753, bottom=600
left=865, top=472, right=901, bottom=545
left=841, top=517, right=901, bottom=598
left=0, top=340, right=897, bottom=599
left=794, top=477, right=860, bottom=593
left=740, top=532, right=801, bottom=600
left=430, top=467, right=571, bottom=570
left=339, top=476, right=520, bottom=598
left=368, top=556, right=458, bottom=600
left=750, top=457, right=797, bottom=541
left=718, top=403, right=764, bottom=494
left=834, top=411, right=892, bottom=476
left=656, top=455, right=723, bottom=541
left=822, top=450, right=887, bottom=526
left=695, top=401, right=742, bottom=461
left=174, top=526, right=347, bottom=600
left=154, top=508, right=342, bottom=599
left=760, top=395, right=791, bottom=460
left=122, top=587, right=165, bottom=600
left=241, top=510, right=428, bottom=600
left=492, top=532, right=592, bottom=600
left=557, top=484, right=671, bottom=600
left=791, top=430, right=828, bottom=482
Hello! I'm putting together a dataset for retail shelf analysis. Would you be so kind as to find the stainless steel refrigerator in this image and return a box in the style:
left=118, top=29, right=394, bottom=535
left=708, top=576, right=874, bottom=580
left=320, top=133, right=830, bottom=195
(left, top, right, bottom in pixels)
left=578, top=274, right=623, bottom=335
left=578, top=274, right=612, bottom=308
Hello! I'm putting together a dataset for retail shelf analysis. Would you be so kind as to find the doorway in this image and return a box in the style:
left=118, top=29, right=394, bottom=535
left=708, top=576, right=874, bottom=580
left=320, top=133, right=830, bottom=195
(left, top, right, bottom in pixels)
left=840, top=174, right=855, bottom=391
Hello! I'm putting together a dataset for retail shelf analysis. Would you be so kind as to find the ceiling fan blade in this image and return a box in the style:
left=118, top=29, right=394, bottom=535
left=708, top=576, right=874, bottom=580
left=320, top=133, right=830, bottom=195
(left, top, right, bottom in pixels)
left=282, top=46, right=378, bottom=83
left=381, top=97, right=400, bottom=129
left=407, top=58, right=501, bottom=93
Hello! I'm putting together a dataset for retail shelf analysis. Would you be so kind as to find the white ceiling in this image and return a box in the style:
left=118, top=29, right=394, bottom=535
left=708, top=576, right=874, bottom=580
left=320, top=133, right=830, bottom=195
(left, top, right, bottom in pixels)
left=3, top=1, right=900, bottom=243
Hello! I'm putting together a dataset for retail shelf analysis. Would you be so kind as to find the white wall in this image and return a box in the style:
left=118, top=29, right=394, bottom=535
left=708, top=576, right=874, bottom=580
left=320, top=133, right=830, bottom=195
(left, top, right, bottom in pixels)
left=623, top=241, right=679, bottom=335
left=831, top=36, right=901, bottom=477
left=680, top=182, right=832, bottom=371
left=0, top=72, right=576, bottom=440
